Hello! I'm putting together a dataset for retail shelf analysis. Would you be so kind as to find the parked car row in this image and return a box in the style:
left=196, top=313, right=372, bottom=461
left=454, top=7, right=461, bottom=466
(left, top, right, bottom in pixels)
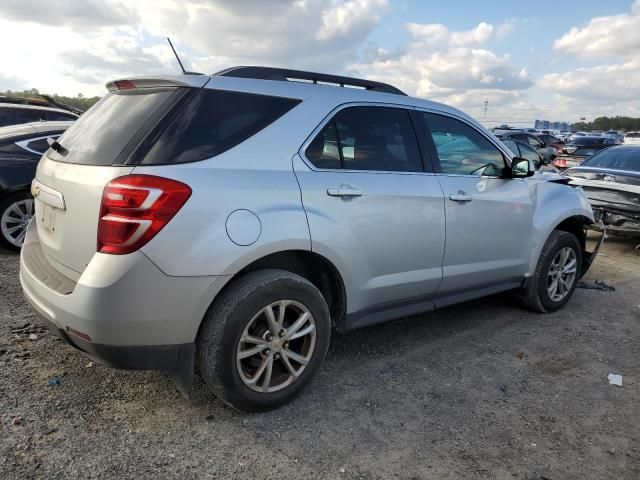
left=0, top=122, right=73, bottom=250
left=0, top=97, right=81, bottom=250
left=564, top=145, right=640, bottom=236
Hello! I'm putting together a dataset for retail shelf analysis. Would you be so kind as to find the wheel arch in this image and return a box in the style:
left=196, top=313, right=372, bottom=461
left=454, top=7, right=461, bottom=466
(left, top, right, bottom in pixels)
left=196, top=249, right=347, bottom=344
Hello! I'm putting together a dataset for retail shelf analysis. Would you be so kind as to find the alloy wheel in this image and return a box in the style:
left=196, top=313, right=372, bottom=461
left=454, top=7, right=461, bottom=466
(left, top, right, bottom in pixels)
left=547, top=246, right=577, bottom=301
left=1, top=198, right=34, bottom=248
left=236, top=300, right=316, bottom=393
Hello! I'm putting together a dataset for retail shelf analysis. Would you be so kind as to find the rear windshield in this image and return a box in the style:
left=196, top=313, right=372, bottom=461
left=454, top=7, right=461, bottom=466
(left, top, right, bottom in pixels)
left=47, top=90, right=175, bottom=165
left=134, top=89, right=301, bottom=165
left=626, top=132, right=640, bottom=138
left=581, top=148, right=640, bottom=171
left=572, top=137, right=605, bottom=145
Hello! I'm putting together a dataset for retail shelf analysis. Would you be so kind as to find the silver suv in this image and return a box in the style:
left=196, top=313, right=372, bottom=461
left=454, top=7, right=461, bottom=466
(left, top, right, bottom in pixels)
left=20, top=67, right=600, bottom=411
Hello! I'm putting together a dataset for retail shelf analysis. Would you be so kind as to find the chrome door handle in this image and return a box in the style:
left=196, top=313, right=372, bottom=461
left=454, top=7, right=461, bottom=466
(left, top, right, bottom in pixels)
left=449, top=191, right=473, bottom=202
left=327, top=186, right=363, bottom=198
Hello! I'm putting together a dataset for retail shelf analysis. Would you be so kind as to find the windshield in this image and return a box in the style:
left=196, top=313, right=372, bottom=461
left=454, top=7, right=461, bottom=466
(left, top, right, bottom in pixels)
left=571, top=137, right=605, bottom=146
left=580, top=148, right=640, bottom=171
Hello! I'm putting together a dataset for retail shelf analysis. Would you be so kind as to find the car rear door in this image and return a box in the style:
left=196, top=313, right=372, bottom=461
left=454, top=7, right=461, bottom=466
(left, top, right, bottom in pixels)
left=293, top=105, right=445, bottom=317
left=416, top=111, right=534, bottom=293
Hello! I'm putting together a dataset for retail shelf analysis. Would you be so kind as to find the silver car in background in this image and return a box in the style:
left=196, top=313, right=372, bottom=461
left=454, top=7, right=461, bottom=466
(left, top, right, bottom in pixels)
left=20, top=67, right=599, bottom=411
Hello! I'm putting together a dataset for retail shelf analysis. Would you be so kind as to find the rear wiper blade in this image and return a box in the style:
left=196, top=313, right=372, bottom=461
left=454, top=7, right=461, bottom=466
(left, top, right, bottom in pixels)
left=47, top=137, right=68, bottom=156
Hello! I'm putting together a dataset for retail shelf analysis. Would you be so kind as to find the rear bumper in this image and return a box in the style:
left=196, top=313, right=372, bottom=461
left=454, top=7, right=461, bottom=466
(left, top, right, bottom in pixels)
left=41, top=316, right=195, bottom=397
left=20, top=221, right=229, bottom=346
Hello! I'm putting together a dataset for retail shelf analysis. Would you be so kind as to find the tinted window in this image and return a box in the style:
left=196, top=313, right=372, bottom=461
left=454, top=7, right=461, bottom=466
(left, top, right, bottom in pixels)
left=138, top=89, right=300, bottom=165
left=47, top=89, right=175, bottom=165
left=525, top=135, right=543, bottom=148
left=501, top=139, right=519, bottom=156
left=27, top=136, right=58, bottom=154
left=626, top=132, right=640, bottom=138
left=46, top=112, right=77, bottom=121
left=305, top=120, right=341, bottom=169
left=306, top=106, right=422, bottom=172
left=572, top=137, right=605, bottom=146
left=422, top=113, right=505, bottom=176
left=517, top=142, right=542, bottom=168
left=0, top=107, right=45, bottom=127
left=580, top=148, right=640, bottom=171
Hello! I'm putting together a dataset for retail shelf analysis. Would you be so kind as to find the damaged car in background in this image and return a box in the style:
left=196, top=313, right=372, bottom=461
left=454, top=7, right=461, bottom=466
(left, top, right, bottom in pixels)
left=565, top=145, right=640, bottom=236
left=554, top=136, right=615, bottom=170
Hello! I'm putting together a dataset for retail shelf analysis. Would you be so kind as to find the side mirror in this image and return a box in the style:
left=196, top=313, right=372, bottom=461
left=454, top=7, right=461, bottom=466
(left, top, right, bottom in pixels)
left=510, top=157, right=535, bottom=178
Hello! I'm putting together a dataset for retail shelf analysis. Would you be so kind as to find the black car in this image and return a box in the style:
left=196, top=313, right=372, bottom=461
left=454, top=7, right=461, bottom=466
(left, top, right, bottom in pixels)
left=554, top=136, right=615, bottom=169
left=495, top=131, right=557, bottom=160
left=500, top=138, right=558, bottom=172
left=565, top=145, right=640, bottom=236
left=0, top=121, right=73, bottom=251
left=0, top=103, right=78, bottom=128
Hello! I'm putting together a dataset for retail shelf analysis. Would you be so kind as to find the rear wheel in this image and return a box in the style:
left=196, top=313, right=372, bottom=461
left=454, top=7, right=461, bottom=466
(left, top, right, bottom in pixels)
left=522, top=230, right=582, bottom=313
left=198, top=269, right=331, bottom=411
left=0, top=192, right=34, bottom=252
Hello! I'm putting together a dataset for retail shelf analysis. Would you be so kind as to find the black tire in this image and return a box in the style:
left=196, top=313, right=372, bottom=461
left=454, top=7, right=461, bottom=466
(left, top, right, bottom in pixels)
left=521, top=230, right=582, bottom=313
left=198, top=269, right=331, bottom=412
left=0, top=191, right=33, bottom=253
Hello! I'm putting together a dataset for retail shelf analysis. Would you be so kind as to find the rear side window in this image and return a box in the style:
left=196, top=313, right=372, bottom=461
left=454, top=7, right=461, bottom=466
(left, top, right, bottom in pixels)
left=0, top=108, right=45, bottom=127
left=46, top=112, right=77, bottom=121
left=27, top=137, right=58, bottom=154
left=137, top=89, right=301, bottom=165
left=305, top=106, right=422, bottom=172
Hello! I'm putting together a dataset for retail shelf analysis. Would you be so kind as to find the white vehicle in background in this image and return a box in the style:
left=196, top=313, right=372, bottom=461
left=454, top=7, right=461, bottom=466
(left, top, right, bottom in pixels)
left=623, top=131, right=640, bottom=145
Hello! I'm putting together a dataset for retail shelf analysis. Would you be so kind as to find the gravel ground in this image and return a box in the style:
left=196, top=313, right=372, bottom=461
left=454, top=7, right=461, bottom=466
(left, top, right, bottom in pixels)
left=1, top=234, right=639, bottom=479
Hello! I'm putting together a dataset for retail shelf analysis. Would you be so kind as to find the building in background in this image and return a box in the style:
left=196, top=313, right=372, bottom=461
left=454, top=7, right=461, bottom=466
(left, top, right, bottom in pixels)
left=534, top=119, right=572, bottom=132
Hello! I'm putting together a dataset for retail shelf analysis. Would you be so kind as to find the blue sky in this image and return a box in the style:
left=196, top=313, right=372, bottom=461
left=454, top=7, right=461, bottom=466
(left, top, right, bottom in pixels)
left=1, top=0, right=639, bottom=126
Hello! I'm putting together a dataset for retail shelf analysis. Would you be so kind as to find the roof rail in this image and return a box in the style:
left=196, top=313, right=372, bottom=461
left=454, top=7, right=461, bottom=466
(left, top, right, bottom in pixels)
left=214, top=66, right=407, bottom=96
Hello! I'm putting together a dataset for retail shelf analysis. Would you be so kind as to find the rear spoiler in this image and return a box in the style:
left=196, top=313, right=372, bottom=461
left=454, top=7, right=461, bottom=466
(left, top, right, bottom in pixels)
left=106, top=75, right=210, bottom=92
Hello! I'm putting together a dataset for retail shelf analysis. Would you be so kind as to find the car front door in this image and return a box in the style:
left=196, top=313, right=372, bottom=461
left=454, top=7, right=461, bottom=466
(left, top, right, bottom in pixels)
left=417, top=111, right=535, bottom=293
left=293, top=105, right=446, bottom=318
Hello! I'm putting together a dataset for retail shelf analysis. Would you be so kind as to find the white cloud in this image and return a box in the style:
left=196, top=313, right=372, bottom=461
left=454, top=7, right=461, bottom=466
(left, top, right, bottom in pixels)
left=350, top=21, right=532, bottom=103
left=553, top=1, right=640, bottom=58
left=0, top=0, right=137, bottom=28
left=541, top=1, right=640, bottom=118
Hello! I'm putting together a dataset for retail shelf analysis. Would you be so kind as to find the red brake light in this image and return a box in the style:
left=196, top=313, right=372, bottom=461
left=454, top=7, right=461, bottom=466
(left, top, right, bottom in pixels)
left=114, top=80, right=136, bottom=90
left=98, top=175, right=191, bottom=255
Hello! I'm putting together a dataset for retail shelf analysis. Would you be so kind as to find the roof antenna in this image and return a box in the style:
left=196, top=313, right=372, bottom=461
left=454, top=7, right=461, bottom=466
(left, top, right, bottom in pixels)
left=166, top=37, right=202, bottom=75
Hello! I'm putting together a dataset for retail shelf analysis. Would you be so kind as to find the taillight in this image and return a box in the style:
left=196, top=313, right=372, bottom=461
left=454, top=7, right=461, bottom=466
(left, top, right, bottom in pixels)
left=98, top=175, right=191, bottom=255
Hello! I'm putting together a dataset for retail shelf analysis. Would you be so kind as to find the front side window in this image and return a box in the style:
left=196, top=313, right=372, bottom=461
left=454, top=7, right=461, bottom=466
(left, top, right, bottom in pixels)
left=421, top=113, right=505, bottom=176
left=305, top=106, right=422, bottom=172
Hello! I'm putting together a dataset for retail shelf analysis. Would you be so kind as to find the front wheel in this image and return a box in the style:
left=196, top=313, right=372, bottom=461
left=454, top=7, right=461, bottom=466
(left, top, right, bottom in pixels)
left=521, top=230, right=582, bottom=313
left=198, top=269, right=331, bottom=411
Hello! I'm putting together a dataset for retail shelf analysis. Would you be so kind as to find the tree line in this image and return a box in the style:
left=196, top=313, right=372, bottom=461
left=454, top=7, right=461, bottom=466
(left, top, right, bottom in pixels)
left=1, top=88, right=101, bottom=112
left=572, top=116, right=640, bottom=132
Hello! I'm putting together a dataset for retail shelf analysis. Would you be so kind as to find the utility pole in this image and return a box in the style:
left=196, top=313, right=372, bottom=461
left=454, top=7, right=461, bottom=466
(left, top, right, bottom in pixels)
left=483, top=99, right=488, bottom=118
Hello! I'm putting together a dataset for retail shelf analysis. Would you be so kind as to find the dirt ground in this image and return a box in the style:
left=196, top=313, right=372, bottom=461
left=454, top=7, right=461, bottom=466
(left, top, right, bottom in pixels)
left=1, top=234, right=638, bottom=479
